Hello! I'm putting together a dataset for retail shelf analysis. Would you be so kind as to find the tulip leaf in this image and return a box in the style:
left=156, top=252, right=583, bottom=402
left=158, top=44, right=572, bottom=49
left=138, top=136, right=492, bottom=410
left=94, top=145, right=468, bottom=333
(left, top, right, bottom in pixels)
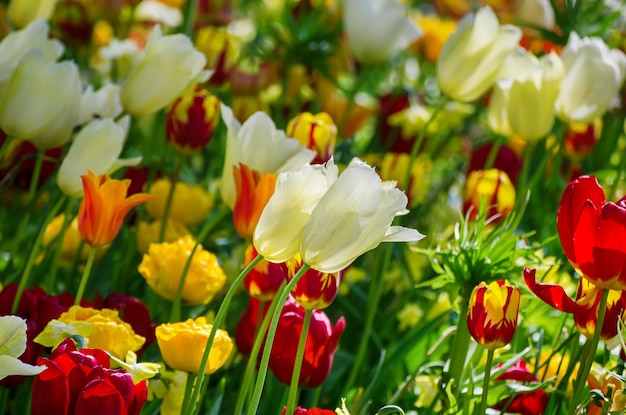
left=0, top=315, right=28, bottom=358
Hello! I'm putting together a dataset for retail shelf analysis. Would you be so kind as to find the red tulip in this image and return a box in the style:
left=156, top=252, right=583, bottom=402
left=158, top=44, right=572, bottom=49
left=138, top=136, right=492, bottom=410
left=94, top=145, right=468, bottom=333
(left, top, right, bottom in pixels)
left=282, top=406, right=337, bottom=415
left=243, top=244, right=287, bottom=301
left=283, top=255, right=341, bottom=310
left=493, top=359, right=548, bottom=415
left=524, top=268, right=626, bottom=340
left=32, top=339, right=147, bottom=415
left=269, top=297, right=345, bottom=389
left=557, top=175, right=626, bottom=289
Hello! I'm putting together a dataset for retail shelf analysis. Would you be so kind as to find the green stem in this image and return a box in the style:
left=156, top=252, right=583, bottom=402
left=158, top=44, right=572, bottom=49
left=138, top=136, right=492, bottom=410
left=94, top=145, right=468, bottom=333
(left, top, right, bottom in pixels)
left=0, top=135, right=12, bottom=161
left=10, top=150, right=45, bottom=260
left=445, top=284, right=473, bottom=396
left=484, top=140, right=502, bottom=171
left=478, top=349, right=495, bottom=415
left=568, top=288, right=609, bottom=415
left=11, top=195, right=65, bottom=313
left=47, top=198, right=76, bottom=292
left=180, top=373, right=197, bottom=415
left=234, top=295, right=283, bottom=415
left=343, top=245, right=392, bottom=397
left=74, top=246, right=97, bottom=305
left=158, top=155, right=185, bottom=243
left=182, top=0, right=199, bottom=37
left=245, top=264, right=311, bottom=415
left=187, top=254, right=265, bottom=415
left=286, top=308, right=313, bottom=415
left=170, top=206, right=230, bottom=322
left=402, top=97, right=448, bottom=191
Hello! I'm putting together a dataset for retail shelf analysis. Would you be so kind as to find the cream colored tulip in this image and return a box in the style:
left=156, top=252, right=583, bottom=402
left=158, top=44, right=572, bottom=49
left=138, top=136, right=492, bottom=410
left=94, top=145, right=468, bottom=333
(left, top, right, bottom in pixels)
left=121, top=25, right=207, bottom=117
left=301, top=158, right=424, bottom=273
left=0, top=316, right=46, bottom=381
left=7, top=0, right=58, bottom=28
left=515, top=0, right=555, bottom=30
left=343, top=0, right=421, bottom=65
left=220, top=104, right=315, bottom=208
left=253, top=161, right=338, bottom=263
left=0, top=19, right=62, bottom=95
left=0, top=50, right=81, bottom=150
left=437, top=6, right=521, bottom=102
left=57, top=118, right=141, bottom=197
left=555, top=33, right=626, bottom=124
left=489, top=51, right=564, bottom=141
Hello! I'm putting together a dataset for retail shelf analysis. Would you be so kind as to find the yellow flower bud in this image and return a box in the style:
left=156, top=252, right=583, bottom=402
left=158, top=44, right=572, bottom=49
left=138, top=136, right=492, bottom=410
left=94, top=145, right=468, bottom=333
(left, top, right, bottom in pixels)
left=155, top=317, right=233, bottom=374
left=464, top=169, right=516, bottom=222
left=286, top=112, right=337, bottom=164
left=138, top=235, right=226, bottom=305
left=145, top=178, right=213, bottom=227
left=41, top=214, right=109, bottom=265
left=57, top=306, right=145, bottom=360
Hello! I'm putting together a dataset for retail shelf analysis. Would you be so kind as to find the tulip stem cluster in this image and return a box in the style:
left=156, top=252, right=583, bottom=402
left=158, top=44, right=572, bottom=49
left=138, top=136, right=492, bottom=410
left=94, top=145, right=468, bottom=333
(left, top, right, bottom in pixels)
left=73, top=246, right=97, bottom=306
left=286, top=307, right=314, bottom=415
left=568, top=288, right=610, bottom=415
left=246, top=263, right=312, bottom=415
left=186, top=253, right=265, bottom=415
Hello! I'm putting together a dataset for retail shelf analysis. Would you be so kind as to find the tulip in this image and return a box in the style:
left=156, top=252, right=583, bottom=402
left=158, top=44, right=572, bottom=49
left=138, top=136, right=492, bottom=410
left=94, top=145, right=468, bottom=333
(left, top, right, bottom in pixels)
left=56, top=306, right=146, bottom=360
left=233, top=163, right=277, bottom=239
left=269, top=296, right=345, bottom=388
left=138, top=235, right=226, bottom=305
left=284, top=254, right=341, bottom=310
left=555, top=33, right=626, bottom=124
left=343, top=0, right=421, bottom=65
left=42, top=214, right=109, bottom=266
left=7, top=0, right=58, bottom=28
left=286, top=112, right=337, bottom=164
left=0, top=135, right=62, bottom=191
left=493, top=359, right=549, bottom=415
left=32, top=338, right=148, bottom=415
left=120, top=25, right=207, bottom=117
left=220, top=103, right=315, bottom=209
left=468, top=144, right=522, bottom=184
left=166, top=87, right=221, bottom=154
left=145, top=178, right=213, bottom=227
left=234, top=297, right=266, bottom=356
left=557, top=175, right=626, bottom=290
left=77, top=83, right=123, bottom=125
left=243, top=244, right=287, bottom=300
left=77, top=170, right=152, bottom=248
left=0, top=316, right=46, bottom=381
left=467, top=280, right=520, bottom=350
left=282, top=407, right=336, bottom=415
left=378, top=152, right=432, bottom=207
left=524, top=268, right=626, bottom=340
left=301, top=158, right=424, bottom=273
left=194, top=25, right=239, bottom=85
left=253, top=161, right=338, bottom=264
left=155, top=317, right=233, bottom=374
left=0, top=19, right=63, bottom=94
left=515, top=0, right=555, bottom=30
left=0, top=50, right=81, bottom=150
left=563, top=120, right=601, bottom=160
left=489, top=51, right=564, bottom=141
left=463, top=169, right=516, bottom=222
left=57, top=118, right=141, bottom=197
left=437, top=6, right=521, bottom=102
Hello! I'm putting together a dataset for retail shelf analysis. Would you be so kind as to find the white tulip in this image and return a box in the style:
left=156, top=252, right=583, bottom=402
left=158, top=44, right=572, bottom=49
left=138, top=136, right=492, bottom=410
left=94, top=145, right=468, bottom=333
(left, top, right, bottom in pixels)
left=343, top=0, right=421, bottom=65
left=220, top=104, right=316, bottom=208
left=0, top=315, right=46, bottom=381
left=7, top=0, right=58, bottom=28
left=301, top=158, right=424, bottom=273
left=121, top=26, right=207, bottom=117
left=57, top=118, right=141, bottom=197
left=515, top=0, right=555, bottom=30
left=253, top=161, right=338, bottom=263
left=0, top=19, right=63, bottom=95
left=555, top=33, right=626, bottom=124
left=78, top=83, right=123, bottom=125
left=0, top=50, right=81, bottom=150
left=437, top=6, right=522, bottom=102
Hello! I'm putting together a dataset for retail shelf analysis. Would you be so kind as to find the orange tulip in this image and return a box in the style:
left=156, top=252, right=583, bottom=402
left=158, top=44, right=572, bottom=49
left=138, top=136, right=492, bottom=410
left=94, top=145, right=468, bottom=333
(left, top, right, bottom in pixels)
left=232, top=163, right=277, bottom=239
left=78, top=170, right=152, bottom=247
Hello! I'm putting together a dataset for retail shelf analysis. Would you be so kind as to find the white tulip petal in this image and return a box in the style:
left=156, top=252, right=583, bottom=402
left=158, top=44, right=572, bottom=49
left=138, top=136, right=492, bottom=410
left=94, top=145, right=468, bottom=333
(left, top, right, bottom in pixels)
left=0, top=356, right=46, bottom=381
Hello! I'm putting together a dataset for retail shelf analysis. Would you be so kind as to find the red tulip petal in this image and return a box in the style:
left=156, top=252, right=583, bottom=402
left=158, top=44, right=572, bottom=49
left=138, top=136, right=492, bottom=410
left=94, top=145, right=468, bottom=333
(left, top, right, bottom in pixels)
left=573, top=200, right=601, bottom=284
left=31, top=359, right=70, bottom=415
left=523, top=268, right=586, bottom=313
left=75, top=377, right=128, bottom=415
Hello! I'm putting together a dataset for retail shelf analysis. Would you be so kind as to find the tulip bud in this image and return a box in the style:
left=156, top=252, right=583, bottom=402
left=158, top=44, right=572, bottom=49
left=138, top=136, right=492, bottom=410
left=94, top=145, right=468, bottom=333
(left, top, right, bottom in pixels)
left=195, top=25, right=239, bottom=85
left=437, top=6, right=521, bottom=102
left=166, top=87, right=221, bottom=154
left=463, top=169, right=516, bottom=222
left=243, top=244, right=287, bottom=301
left=467, top=280, right=520, bottom=350
left=284, top=253, right=342, bottom=310
left=286, top=112, right=337, bottom=164
left=563, top=120, right=601, bottom=160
